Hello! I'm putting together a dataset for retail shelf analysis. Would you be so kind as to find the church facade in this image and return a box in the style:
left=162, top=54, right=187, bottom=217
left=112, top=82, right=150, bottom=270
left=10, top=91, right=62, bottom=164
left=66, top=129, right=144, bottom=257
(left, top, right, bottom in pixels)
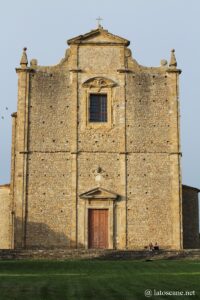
left=0, top=26, right=199, bottom=250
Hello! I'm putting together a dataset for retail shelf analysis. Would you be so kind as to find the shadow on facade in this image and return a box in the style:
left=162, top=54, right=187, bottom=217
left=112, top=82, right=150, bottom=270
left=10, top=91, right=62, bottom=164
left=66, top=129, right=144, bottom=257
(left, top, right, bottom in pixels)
left=14, top=218, right=84, bottom=249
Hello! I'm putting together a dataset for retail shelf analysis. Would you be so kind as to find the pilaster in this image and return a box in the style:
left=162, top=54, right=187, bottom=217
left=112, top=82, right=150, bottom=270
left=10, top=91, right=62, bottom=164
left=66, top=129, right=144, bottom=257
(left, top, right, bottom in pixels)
left=14, top=63, right=30, bottom=248
left=167, top=67, right=183, bottom=249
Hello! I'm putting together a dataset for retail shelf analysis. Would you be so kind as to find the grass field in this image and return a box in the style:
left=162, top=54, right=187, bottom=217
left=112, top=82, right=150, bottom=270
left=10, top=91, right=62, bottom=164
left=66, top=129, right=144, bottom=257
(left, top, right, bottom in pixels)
left=0, top=259, right=199, bottom=300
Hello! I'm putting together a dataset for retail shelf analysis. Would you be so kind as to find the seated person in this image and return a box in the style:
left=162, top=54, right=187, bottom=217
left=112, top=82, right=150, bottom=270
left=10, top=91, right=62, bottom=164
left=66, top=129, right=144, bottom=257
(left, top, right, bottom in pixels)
left=154, top=242, right=159, bottom=251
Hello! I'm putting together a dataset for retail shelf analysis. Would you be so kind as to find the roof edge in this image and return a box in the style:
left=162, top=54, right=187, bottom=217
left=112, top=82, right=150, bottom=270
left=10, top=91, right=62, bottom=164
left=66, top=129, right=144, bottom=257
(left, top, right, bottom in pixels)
left=67, top=27, right=130, bottom=46
left=0, top=184, right=10, bottom=189
left=182, top=184, right=200, bottom=193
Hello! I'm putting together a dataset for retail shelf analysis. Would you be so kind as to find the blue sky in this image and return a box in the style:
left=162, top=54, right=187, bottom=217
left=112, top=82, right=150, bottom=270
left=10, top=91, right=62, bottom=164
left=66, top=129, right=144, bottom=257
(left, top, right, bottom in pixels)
left=0, top=0, right=200, bottom=188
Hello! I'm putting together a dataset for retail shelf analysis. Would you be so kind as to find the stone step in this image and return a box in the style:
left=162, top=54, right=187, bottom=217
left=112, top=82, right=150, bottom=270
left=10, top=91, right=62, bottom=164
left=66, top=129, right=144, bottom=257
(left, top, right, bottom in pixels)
left=0, top=249, right=200, bottom=260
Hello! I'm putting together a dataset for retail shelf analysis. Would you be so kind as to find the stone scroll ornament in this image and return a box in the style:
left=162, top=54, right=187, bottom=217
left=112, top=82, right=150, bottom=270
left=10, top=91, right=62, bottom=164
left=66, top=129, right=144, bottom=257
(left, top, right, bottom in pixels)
left=83, top=77, right=116, bottom=92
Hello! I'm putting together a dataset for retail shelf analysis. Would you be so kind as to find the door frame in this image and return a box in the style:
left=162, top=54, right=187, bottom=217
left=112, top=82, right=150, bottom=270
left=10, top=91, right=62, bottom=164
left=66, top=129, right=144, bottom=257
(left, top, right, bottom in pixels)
left=88, top=208, right=109, bottom=249
left=85, top=199, right=115, bottom=249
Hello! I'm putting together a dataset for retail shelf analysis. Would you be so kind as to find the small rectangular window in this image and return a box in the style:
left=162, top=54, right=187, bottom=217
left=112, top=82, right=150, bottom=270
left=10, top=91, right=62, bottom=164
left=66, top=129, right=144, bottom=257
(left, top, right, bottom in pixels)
left=89, top=94, right=107, bottom=122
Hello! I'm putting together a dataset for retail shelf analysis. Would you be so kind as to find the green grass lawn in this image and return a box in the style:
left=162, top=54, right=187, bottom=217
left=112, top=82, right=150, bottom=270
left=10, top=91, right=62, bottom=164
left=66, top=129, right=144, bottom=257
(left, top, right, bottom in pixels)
left=0, top=260, right=199, bottom=300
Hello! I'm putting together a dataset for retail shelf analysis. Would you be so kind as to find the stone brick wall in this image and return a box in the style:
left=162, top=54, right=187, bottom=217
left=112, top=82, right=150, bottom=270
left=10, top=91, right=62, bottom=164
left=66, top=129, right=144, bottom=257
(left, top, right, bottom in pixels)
left=182, top=185, right=200, bottom=249
left=11, top=27, right=183, bottom=250
left=0, top=185, right=12, bottom=248
left=125, top=67, right=182, bottom=249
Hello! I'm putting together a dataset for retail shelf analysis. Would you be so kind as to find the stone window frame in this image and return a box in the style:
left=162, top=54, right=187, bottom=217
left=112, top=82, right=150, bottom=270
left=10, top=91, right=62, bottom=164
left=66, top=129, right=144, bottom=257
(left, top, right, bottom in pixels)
left=85, top=89, right=112, bottom=129
left=82, top=77, right=116, bottom=129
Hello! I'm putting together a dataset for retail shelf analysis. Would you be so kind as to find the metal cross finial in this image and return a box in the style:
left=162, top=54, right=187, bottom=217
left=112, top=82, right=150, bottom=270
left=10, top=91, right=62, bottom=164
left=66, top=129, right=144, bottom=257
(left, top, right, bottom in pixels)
left=96, top=16, right=103, bottom=28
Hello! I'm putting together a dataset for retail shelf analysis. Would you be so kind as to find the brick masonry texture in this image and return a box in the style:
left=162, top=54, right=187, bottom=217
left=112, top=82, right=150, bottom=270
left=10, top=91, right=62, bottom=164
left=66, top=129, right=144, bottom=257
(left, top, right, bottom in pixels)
left=0, top=185, right=12, bottom=248
left=0, top=27, right=199, bottom=250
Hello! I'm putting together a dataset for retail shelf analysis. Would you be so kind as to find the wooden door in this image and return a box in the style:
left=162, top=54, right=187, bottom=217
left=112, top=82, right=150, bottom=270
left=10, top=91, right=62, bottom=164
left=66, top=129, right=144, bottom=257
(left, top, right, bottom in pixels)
left=88, top=209, right=108, bottom=249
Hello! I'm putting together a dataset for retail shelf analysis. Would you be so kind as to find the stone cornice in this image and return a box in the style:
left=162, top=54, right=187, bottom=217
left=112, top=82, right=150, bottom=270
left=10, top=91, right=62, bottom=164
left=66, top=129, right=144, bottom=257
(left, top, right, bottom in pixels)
left=166, top=68, right=182, bottom=74
left=15, top=68, right=34, bottom=74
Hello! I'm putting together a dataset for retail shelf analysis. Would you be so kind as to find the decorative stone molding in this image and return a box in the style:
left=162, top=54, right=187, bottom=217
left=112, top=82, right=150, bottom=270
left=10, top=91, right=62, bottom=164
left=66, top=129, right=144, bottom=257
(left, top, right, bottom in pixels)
left=79, top=187, right=119, bottom=200
left=82, top=77, right=117, bottom=91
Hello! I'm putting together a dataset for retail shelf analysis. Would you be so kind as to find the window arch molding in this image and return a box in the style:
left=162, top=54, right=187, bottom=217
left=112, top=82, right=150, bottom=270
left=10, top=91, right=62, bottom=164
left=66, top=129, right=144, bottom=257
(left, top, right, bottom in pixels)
left=82, top=77, right=117, bottom=129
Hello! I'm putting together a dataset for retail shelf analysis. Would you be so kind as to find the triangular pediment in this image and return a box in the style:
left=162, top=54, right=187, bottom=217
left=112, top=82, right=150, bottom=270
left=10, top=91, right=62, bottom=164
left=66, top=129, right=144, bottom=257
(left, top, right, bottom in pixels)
left=67, top=28, right=130, bottom=46
left=79, top=187, right=119, bottom=200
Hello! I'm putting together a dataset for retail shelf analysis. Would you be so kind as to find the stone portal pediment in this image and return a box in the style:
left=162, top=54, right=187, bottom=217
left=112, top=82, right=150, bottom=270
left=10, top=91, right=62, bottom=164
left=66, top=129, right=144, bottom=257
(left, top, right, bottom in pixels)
left=82, top=77, right=117, bottom=89
left=79, top=187, right=118, bottom=200
left=67, top=28, right=130, bottom=46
